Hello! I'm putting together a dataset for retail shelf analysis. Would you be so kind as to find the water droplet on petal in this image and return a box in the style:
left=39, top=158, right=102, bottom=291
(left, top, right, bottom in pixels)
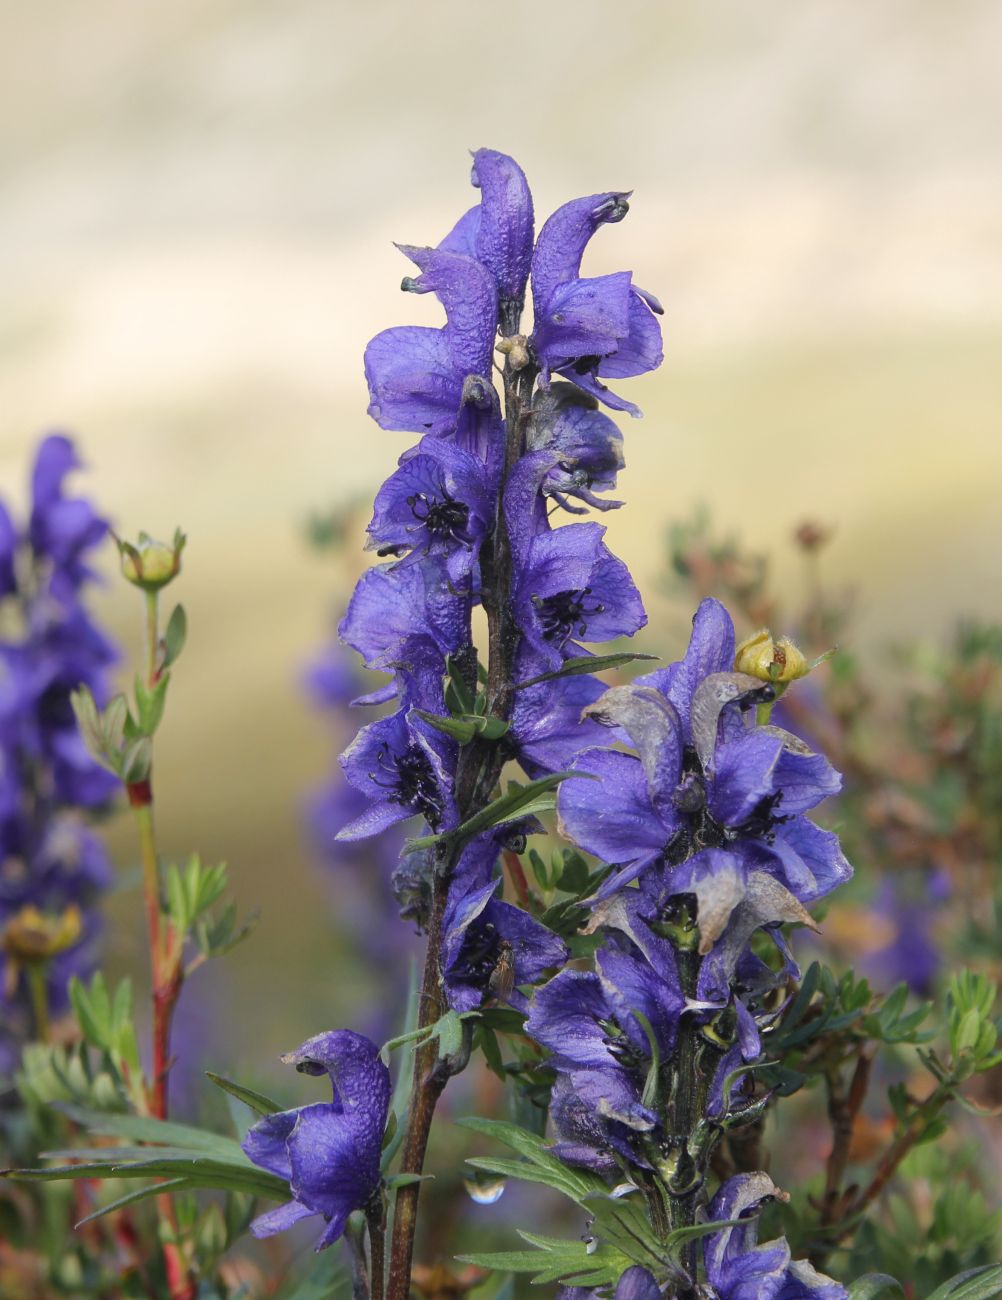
left=464, top=1173, right=506, bottom=1205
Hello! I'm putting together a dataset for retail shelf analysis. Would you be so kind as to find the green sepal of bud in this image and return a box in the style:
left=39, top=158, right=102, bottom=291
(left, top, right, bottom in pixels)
left=114, top=528, right=186, bottom=591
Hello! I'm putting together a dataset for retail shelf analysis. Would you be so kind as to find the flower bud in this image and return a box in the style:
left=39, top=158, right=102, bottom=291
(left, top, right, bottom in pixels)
left=116, top=529, right=185, bottom=591
left=2, top=904, right=82, bottom=965
left=734, top=628, right=809, bottom=684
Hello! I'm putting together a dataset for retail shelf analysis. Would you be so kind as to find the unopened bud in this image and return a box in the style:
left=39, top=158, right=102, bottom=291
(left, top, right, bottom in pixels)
left=734, top=629, right=809, bottom=684
left=116, top=529, right=186, bottom=591
left=2, top=904, right=82, bottom=965
left=496, top=335, right=531, bottom=371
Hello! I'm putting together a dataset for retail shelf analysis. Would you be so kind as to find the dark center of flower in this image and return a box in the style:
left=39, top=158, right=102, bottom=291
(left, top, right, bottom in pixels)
left=533, top=587, right=605, bottom=645
left=452, top=918, right=504, bottom=989
left=368, top=742, right=443, bottom=829
left=406, top=490, right=470, bottom=544
left=663, top=745, right=789, bottom=866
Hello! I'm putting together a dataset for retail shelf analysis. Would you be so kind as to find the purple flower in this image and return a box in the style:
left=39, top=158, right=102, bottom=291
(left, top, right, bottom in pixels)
left=441, top=832, right=567, bottom=1013
left=556, top=600, right=849, bottom=908
left=530, top=193, right=663, bottom=416
left=509, top=648, right=621, bottom=779
left=527, top=383, right=626, bottom=514
left=526, top=901, right=683, bottom=1169
left=364, top=246, right=497, bottom=436
left=336, top=709, right=456, bottom=842
left=704, top=1173, right=846, bottom=1298
left=439, top=148, right=534, bottom=320
left=366, top=436, right=493, bottom=579
left=243, top=1030, right=390, bottom=1250
left=511, top=521, right=646, bottom=670
left=338, top=555, right=468, bottom=709
left=0, top=434, right=117, bottom=1052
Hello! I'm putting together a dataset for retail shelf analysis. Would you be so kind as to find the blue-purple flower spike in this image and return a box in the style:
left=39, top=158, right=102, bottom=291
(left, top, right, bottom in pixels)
left=0, top=434, right=118, bottom=1068
left=296, top=148, right=852, bottom=1298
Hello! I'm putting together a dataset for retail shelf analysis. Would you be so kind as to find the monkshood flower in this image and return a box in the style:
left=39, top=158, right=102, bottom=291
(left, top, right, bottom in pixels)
left=557, top=599, right=850, bottom=912
left=526, top=897, right=684, bottom=1172
left=365, top=435, right=493, bottom=580
left=526, top=383, right=626, bottom=514
left=503, top=451, right=646, bottom=674
left=508, top=649, right=622, bottom=779
left=364, top=245, right=497, bottom=437
left=703, top=1173, right=846, bottom=1299
left=304, top=646, right=416, bottom=1038
left=339, top=554, right=468, bottom=715
left=438, top=148, right=534, bottom=321
left=530, top=192, right=663, bottom=417
left=441, top=830, right=567, bottom=1012
left=243, top=1030, right=390, bottom=1250
left=335, top=708, right=456, bottom=842
left=0, top=434, right=117, bottom=1049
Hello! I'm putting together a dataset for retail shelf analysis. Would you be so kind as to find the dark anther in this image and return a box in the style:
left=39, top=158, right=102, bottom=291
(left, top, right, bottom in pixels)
left=407, top=490, right=471, bottom=544
left=367, top=742, right=444, bottom=828
left=593, top=194, right=630, bottom=224
left=533, top=587, right=605, bottom=645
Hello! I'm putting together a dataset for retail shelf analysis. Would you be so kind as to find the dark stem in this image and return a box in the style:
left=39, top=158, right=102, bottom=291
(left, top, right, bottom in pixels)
left=666, top=945, right=713, bottom=1295
left=367, top=1196, right=386, bottom=1300
left=819, top=1052, right=871, bottom=1231
left=386, top=352, right=537, bottom=1300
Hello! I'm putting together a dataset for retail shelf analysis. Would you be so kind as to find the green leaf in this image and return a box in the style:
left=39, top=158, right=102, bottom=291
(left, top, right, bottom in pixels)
left=56, top=1104, right=247, bottom=1161
left=384, top=1172, right=434, bottom=1190
left=3, top=1154, right=287, bottom=1201
left=134, top=671, right=170, bottom=736
left=457, top=1230, right=628, bottom=1287
left=514, top=653, right=658, bottom=690
left=121, top=737, right=152, bottom=784
left=205, top=1072, right=283, bottom=1117
left=444, top=654, right=476, bottom=715
left=162, top=604, right=187, bottom=670
left=74, top=1176, right=189, bottom=1227
left=405, top=771, right=587, bottom=852
left=69, top=973, right=112, bottom=1051
left=433, top=1010, right=464, bottom=1060
left=926, top=1264, right=1002, bottom=1300
left=847, top=1276, right=904, bottom=1299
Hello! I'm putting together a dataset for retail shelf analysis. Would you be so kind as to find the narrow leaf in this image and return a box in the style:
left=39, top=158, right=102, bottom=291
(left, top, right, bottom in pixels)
left=205, top=1072, right=283, bottom=1117
left=515, top=653, right=658, bottom=690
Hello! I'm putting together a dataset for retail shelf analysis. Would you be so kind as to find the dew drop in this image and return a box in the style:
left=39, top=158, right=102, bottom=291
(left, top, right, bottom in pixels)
left=463, top=1173, right=507, bottom=1205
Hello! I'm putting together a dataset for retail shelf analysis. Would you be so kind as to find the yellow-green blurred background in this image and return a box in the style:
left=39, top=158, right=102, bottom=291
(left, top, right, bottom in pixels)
left=2, top=1, right=1001, bottom=1078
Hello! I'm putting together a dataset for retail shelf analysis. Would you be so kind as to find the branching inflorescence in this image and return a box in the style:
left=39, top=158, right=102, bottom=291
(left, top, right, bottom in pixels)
left=239, top=150, right=853, bottom=1298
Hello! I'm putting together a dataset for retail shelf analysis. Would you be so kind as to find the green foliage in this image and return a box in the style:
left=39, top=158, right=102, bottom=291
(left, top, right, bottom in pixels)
left=405, top=770, right=592, bottom=852
left=513, top=651, right=658, bottom=690
left=458, top=1231, right=631, bottom=1289
left=1, top=1105, right=289, bottom=1206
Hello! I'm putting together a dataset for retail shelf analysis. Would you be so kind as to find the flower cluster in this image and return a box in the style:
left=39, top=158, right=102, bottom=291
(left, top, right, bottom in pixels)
left=526, top=599, right=850, bottom=1294
left=257, top=150, right=849, bottom=1294
left=0, top=435, right=117, bottom=1068
left=337, top=147, right=660, bottom=1013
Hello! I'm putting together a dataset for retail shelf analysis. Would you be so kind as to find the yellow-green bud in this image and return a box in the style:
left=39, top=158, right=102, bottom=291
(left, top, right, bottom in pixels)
left=2, top=904, right=82, bottom=965
left=734, top=628, right=809, bottom=684
left=116, top=529, right=185, bottom=591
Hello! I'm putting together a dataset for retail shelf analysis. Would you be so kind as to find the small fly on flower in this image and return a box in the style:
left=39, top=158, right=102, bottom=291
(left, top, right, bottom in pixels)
left=488, top=939, right=516, bottom=1002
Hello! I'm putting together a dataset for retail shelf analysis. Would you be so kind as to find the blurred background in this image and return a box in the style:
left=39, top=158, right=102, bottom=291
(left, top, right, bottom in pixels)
left=2, top=0, right=1001, bottom=1185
